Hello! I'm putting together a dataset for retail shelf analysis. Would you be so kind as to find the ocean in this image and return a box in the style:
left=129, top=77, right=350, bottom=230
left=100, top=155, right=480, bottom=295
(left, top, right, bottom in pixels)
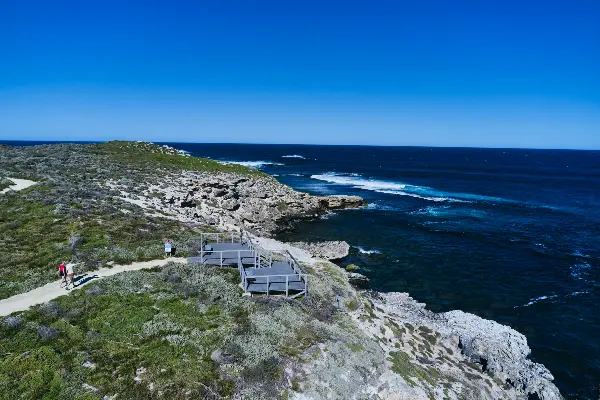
left=4, top=141, right=600, bottom=398
left=170, top=143, right=599, bottom=399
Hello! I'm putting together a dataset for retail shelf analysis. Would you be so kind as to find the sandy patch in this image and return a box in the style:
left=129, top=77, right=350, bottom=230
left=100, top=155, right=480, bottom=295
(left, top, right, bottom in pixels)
left=1, top=178, right=37, bottom=194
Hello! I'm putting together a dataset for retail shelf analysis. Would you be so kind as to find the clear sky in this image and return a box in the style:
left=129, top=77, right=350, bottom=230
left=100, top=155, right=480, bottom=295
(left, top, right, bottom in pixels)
left=1, top=0, right=599, bottom=149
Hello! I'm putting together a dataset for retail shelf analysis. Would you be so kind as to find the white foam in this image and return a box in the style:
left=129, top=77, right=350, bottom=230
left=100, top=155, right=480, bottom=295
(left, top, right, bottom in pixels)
left=410, top=205, right=451, bottom=216
left=320, top=211, right=336, bottom=220
left=220, top=160, right=284, bottom=169
left=573, top=250, right=591, bottom=258
left=377, top=190, right=451, bottom=202
left=356, top=246, right=382, bottom=255
left=519, top=294, right=560, bottom=307
left=517, top=290, right=590, bottom=308
left=569, top=290, right=589, bottom=296
left=311, top=173, right=459, bottom=202
left=282, top=154, right=306, bottom=159
left=570, top=262, right=592, bottom=281
left=365, top=202, right=399, bottom=211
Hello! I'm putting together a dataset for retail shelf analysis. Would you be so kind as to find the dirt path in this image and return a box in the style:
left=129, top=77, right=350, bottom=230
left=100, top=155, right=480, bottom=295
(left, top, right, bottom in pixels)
left=0, top=178, right=37, bottom=194
left=0, top=257, right=187, bottom=317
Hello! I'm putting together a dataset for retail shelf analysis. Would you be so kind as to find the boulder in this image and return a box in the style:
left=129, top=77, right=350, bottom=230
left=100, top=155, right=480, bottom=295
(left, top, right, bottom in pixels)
left=347, top=272, right=370, bottom=289
left=288, top=241, right=350, bottom=260
left=318, top=195, right=366, bottom=209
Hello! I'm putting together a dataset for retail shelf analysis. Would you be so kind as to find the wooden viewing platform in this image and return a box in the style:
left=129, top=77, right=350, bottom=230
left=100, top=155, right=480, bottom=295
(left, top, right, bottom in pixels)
left=189, top=232, right=308, bottom=298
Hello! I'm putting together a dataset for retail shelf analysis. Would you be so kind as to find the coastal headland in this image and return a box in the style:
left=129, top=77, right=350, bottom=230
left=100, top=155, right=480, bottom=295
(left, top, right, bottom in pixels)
left=0, top=141, right=562, bottom=399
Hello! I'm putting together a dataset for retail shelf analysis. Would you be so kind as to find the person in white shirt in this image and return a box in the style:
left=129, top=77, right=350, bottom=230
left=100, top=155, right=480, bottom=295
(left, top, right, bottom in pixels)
left=164, top=240, right=172, bottom=257
left=65, top=260, right=75, bottom=290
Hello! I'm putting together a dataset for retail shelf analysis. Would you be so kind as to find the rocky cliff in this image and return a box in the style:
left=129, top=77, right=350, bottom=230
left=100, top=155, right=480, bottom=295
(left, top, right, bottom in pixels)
left=0, top=141, right=563, bottom=399
left=109, top=170, right=365, bottom=235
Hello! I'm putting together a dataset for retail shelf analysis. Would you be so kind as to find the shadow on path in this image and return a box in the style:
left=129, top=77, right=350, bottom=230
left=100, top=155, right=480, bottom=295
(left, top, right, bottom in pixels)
left=72, top=274, right=100, bottom=287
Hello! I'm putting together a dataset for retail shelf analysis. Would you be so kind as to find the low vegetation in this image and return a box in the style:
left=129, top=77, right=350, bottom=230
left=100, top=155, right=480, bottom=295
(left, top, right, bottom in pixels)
left=91, top=141, right=265, bottom=177
left=345, top=263, right=360, bottom=272
left=0, top=142, right=517, bottom=399
left=0, top=192, right=203, bottom=300
left=0, top=177, right=12, bottom=191
left=0, top=141, right=261, bottom=299
left=0, top=261, right=363, bottom=399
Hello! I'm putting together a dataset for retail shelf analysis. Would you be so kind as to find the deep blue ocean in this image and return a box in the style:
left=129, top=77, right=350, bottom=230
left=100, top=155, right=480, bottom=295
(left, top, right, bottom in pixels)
left=4, top=141, right=600, bottom=398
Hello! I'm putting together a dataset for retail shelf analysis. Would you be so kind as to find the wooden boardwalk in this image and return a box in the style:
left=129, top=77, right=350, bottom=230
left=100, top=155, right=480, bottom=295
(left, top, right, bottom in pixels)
left=189, top=232, right=308, bottom=297
left=187, top=243, right=255, bottom=265
left=245, top=262, right=306, bottom=293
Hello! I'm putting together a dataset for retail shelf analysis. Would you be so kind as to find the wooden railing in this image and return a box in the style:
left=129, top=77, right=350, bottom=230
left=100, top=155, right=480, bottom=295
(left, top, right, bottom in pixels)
left=198, top=230, right=308, bottom=297
left=201, top=249, right=256, bottom=267
left=200, top=231, right=242, bottom=246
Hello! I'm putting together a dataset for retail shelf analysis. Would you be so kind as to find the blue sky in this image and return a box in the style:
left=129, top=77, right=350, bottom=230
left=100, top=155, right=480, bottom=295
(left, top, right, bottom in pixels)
left=1, top=0, right=599, bottom=148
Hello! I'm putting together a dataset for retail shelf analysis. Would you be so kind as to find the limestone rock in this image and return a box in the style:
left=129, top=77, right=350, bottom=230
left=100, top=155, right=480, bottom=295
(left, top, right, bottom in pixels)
left=288, top=241, right=350, bottom=260
left=145, top=171, right=367, bottom=236
left=347, top=272, right=370, bottom=288
left=377, top=292, right=563, bottom=400
left=442, top=310, right=563, bottom=400
left=317, top=195, right=366, bottom=209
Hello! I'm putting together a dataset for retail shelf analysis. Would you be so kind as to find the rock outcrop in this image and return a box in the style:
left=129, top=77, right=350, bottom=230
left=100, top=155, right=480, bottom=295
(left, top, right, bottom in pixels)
left=287, top=240, right=351, bottom=260
left=442, top=310, right=562, bottom=400
left=114, top=171, right=366, bottom=235
left=346, top=271, right=371, bottom=288
left=371, top=292, right=563, bottom=400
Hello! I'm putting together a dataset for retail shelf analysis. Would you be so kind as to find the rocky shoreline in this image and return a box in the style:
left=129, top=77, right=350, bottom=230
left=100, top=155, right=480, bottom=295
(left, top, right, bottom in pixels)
left=107, top=170, right=365, bottom=236
left=112, top=150, right=561, bottom=399
left=0, top=141, right=563, bottom=399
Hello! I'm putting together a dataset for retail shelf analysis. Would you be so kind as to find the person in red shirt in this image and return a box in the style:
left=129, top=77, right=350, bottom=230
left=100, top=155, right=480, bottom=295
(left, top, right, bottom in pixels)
left=58, top=262, right=67, bottom=287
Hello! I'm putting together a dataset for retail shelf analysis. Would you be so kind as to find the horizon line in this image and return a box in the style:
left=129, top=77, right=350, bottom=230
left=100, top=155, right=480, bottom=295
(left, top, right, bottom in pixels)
left=0, top=139, right=598, bottom=152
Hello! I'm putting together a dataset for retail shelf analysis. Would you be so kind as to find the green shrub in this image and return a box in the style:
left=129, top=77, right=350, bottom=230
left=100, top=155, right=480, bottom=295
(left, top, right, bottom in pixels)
left=345, top=264, right=360, bottom=272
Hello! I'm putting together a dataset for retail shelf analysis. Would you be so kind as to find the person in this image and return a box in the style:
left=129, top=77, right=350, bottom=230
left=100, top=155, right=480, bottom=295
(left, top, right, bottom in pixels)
left=164, top=240, right=172, bottom=258
left=65, top=260, right=76, bottom=290
left=58, top=262, right=67, bottom=287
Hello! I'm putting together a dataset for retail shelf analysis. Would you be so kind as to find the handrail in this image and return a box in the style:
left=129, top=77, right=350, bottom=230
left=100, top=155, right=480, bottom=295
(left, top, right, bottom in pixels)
left=238, top=258, right=248, bottom=292
left=200, top=249, right=257, bottom=267
left=198, top=230, right=309, bottom=297
left=246, top=273, right=308, bottom=279
left=285, top=251, right=305, bottom=273
left=245, top=273, right=308, bottom=296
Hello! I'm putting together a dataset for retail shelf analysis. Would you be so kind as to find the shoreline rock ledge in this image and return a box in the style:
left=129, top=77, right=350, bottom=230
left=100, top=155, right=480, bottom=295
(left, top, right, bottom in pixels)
left=287, top=240, right=351, bottom=260
left=374, top=292, right=563, bottom=400
left=139, top=172, right=366, bottom=235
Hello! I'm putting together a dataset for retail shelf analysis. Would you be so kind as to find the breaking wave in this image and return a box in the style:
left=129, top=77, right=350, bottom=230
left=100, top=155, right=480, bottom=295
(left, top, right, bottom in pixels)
left=356, top=246, right=382, bottom=255
left=282, top=154, right=306, bottom=159
left=220, top=160, right=284, bottom=168
left=570, top=262, right=593, bottom=282
left=365, top=202, right=399, bottom=212
left=410, top=206, right=487, bottom=219
left=310, top=173, right=510, bottom=203
left=517, top=291, right=590, bottom=308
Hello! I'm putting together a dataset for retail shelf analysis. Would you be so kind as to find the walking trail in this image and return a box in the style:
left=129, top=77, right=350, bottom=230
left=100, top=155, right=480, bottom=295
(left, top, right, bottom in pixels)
left=0, top=257, right=187, bottom=317
left=0, top=178, right=37, bottom=194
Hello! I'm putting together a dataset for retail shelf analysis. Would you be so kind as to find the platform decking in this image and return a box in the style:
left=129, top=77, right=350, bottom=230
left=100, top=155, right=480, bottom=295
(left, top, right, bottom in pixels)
left=244, top=262, right=306, bottom=293
left=191, top=231, right=308, bottom=297
left=188, top=242, right=255, bottom=265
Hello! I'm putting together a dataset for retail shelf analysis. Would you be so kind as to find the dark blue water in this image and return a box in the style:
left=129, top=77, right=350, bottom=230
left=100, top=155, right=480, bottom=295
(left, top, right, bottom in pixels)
left=4, top=141, right=600, bottom=398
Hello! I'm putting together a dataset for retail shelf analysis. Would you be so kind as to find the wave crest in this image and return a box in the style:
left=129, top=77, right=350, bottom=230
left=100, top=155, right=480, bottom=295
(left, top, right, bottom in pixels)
left=355, top=246, right=382, bottom=255
left=220, top=160, right=284, bottom=168
left=310, top=173, right=505, bottom=203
